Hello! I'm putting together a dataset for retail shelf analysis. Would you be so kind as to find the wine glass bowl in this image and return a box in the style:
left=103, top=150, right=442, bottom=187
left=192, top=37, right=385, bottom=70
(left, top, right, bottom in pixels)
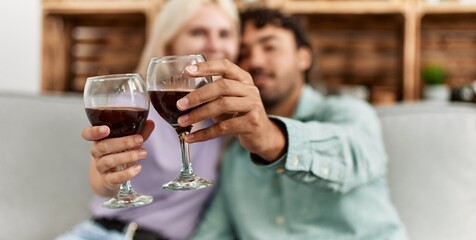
left=85, top=107, right=148, bottom=138
left=83, top=73, right=153, bottom=208
left=147, top=54, right=213, bottom=191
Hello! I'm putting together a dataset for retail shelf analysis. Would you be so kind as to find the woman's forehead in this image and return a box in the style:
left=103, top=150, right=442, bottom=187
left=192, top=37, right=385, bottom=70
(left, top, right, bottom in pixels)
left=185, top=4, right=236, bottom=29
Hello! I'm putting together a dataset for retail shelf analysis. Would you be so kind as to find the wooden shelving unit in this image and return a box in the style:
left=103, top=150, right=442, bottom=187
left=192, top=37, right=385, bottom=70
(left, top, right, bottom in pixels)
left=42, top=1, right=155, bottom=14
left=40, top=0, right=476, bottom=104
left=415, top=0, right=476, bottom=100
left=302, top=13, right=404, bottom=103
left=41, top=0, right=162, bottom=92
left=281, top=0, right=406, bottom=14
left=274, top=0, right=476, bottom=103
left=419, top=1, right=476, bottom=14
left=272, top=0, right=416, bottom=102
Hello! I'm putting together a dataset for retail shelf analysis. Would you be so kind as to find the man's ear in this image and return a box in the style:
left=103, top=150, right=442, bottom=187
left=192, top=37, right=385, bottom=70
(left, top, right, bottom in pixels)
left=296, top=46, right=313, bottom=71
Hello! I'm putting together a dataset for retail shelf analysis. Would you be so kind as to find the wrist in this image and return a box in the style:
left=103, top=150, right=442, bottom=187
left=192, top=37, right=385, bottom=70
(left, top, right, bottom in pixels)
left=258, top=119, right=287, bottom=162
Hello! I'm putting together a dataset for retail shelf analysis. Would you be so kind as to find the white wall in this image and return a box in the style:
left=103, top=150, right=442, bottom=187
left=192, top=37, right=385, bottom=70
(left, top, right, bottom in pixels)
left=0, top=0, right=41, bottom=93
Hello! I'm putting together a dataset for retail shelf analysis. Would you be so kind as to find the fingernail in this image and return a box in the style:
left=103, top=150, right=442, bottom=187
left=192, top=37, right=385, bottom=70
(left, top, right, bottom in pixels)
left=139, top=150, right=147, bottom=158
left=99, top=126, right=108, bottom=134
left=178, top=115, right=188, bottom=125
left=177, top=97, right=189, bottom=109
left=186, top=65, right=198, bottom=73
left=184, top=134, right=194, bottom=142
left=135, top=135, right=143, bottom=144
left=134, top=164, right=142, bottom=172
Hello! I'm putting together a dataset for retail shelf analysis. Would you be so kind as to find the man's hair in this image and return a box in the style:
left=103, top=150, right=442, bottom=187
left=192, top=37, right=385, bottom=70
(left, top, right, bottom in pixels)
left=239, top=8, right=314, bottom=82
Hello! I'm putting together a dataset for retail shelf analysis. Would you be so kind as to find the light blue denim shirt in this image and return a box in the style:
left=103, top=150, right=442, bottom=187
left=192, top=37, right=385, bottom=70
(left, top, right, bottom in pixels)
left=193, top=85, right=407, bottom=240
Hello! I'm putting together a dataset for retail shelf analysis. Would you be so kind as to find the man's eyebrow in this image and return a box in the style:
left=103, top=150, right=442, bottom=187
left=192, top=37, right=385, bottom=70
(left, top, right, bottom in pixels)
left=240, top=35, right=279, bottom=49
left=257, top=35, right=278, bottom=44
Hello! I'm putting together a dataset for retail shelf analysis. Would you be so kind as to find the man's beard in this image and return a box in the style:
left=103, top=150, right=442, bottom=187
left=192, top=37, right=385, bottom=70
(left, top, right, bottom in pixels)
left=258, top=81, right=298, bottom=112
left=250, top=68, right=281, bottom=110
left=257, top=77, right=298, bottom=112
left=260, top=90, right=283, bottom=110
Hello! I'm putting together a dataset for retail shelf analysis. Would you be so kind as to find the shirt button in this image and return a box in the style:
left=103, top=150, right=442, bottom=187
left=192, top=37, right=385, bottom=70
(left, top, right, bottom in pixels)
left=275, top=167, right=285, bottom=174
left=321, top=167, right=330, bottom=176
left=275, top=216, right=285, bottom=225
left=292, top=156, right=300, bottom=166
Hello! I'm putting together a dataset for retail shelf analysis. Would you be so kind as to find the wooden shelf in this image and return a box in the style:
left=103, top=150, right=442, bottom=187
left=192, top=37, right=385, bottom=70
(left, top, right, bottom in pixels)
left=40, top=0, right=162, bottom=92
left=300, top=13, right=404, bottom=103
left=40, top=0, right=476, bottom=104
left=42, top=1, right=157, bottom=15
left=280, top=0, right=464, bottom=103
left=420, top=12, right=476, bottom=89
left=282, top=1, right=406, bottom=14
left=419, top=2, right=476, bottom=15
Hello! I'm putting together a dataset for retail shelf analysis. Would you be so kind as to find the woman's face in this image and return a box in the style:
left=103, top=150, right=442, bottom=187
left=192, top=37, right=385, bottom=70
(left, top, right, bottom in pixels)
left=169, top=4, right=239, bottom=62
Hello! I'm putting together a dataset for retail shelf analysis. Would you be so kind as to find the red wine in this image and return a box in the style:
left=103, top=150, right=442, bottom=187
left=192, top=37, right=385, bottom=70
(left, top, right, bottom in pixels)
left=85, top=106, right=148, bottom=138
left=149, top=90, right=195, bottom=127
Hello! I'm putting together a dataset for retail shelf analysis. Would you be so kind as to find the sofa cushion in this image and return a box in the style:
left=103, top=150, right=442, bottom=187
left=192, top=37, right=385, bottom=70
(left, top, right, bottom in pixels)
left=0, top=92, right=92, bottom=239
left=377, top=102, right=476, bottom=240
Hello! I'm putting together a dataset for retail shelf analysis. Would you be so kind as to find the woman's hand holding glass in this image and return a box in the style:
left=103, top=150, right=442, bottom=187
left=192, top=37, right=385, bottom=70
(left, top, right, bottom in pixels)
left=81, top=120, right=155, bottom=196
left=83, top=73, right=154, bottom=208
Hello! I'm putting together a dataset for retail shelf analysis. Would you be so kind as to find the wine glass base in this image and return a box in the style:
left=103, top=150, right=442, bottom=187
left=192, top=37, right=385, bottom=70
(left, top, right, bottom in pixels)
left=162, top=175, right=213, bottom=191
left=102, top=193, right=153, bottom=209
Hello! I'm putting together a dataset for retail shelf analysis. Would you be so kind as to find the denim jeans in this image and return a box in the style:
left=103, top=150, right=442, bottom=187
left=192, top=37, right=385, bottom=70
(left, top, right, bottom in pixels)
left=55, top=220, right=125, bottom=240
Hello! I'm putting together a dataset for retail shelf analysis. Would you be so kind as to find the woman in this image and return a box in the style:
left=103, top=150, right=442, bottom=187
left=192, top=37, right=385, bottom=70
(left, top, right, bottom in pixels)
left=57, top=0, right=239, bottom=239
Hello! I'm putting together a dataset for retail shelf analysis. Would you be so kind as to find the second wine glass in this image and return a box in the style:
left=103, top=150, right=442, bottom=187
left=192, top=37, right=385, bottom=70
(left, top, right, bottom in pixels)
left=147, top=54, right=213, bottom=191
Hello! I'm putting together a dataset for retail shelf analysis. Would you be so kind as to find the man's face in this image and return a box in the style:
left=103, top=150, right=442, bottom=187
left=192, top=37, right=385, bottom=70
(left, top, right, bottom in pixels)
left=238, top=22, right=307, bottom=109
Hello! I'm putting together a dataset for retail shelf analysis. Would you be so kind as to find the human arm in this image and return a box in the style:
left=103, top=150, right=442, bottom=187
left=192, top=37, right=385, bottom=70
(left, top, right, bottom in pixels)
left=82, top=120, right=155, bottom=197
left=176, top=60, right=386, bottom=193
left=254, top=97, right=388, bottom=193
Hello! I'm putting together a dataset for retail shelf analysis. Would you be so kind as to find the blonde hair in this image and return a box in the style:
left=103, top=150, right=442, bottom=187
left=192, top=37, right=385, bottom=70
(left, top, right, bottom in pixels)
left=136, top=0, right=239, bottom=76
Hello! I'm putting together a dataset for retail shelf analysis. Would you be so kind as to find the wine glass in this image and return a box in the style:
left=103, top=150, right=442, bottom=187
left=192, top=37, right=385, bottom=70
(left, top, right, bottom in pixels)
left=147, top=54, right=213, bottom=191
left=83, top=73, right=153, bottom=208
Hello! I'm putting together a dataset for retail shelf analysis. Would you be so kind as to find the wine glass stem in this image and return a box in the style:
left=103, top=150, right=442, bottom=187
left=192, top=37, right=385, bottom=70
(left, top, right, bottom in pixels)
left=179, top=132, right=195, bottom=177
left=118, top=164, right=134, bottom=196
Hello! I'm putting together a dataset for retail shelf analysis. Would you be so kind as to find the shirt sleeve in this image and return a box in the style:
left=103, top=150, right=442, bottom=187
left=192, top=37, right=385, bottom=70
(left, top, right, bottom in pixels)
left=252, top=97, right=388, bottom=193
left=191, top=181, right=236, bottom=240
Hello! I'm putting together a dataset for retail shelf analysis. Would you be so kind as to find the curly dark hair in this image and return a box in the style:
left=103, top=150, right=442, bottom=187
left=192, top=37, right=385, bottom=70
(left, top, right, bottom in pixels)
left=239, top=8, right=314, bottom=82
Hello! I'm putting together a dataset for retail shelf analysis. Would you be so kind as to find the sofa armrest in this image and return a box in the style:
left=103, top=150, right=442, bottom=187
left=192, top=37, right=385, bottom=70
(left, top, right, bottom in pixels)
left=0, top=92, right=93, bottom=239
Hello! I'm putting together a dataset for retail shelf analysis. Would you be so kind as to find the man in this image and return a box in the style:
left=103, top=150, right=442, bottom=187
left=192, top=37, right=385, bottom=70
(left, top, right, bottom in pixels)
left=177, top=9, right=407, bottom=239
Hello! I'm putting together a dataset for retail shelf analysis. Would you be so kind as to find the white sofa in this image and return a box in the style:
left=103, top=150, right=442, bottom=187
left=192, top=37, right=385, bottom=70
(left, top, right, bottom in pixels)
left=0, top=92, right=92, bottom=239
left=379, top=102, right=476, bottom=240
left=1, top=92, right=475, bottom=239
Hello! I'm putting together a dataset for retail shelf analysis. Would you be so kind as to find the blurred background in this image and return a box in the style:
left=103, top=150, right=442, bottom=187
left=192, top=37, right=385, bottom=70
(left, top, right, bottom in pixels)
left=2, top=1, right=476, bottom=239
left=2, top=0, right=476, bottom=104
left=0, top=0, right=41, bottom=93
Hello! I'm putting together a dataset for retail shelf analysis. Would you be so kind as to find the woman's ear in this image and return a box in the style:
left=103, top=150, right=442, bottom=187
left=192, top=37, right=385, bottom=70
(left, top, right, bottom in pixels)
left=296, top=46, right=312, bottom=71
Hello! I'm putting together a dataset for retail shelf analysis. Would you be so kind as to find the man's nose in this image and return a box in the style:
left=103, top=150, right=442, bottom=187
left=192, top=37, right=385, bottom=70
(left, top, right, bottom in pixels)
left=249, top=49, right=266, bottom=68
